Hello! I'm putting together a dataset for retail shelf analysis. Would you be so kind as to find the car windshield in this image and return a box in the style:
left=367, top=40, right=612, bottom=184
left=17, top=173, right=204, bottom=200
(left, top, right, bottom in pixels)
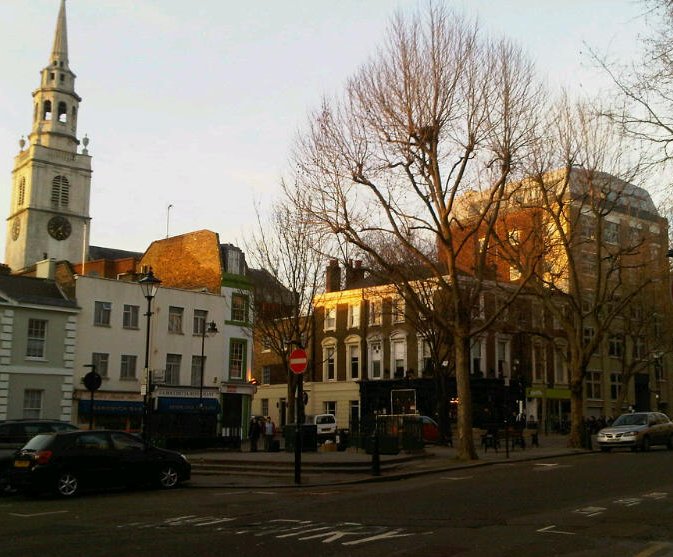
left=22, top=434, right=56, bottom=450
left=612, top=414, right=648, bottom=427
left=317, top=416, right=334, bottom=424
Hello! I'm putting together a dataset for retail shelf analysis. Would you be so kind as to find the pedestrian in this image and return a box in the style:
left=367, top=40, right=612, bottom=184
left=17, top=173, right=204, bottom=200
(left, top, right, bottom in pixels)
left=249, top=418, right=260, bottom=452
left=264, top=417, right=275, bottom=451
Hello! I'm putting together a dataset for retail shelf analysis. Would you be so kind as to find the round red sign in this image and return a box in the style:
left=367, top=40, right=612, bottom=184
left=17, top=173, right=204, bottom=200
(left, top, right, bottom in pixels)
left=289, top=348, right=308, bottom=374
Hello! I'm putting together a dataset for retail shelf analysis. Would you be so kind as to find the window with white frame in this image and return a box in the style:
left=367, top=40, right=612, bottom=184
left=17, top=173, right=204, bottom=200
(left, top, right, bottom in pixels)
left=322, top=341, right=336, bottom=381
left=92, top=352, right=109, bottom=378
left=608, top=334, right=623, bottom=358
left=120, top=354, right=137, bottom=380
left=122, top=304, right=139, bottom=329
left=586, top=370, right=602, bottom=399
left=610, top=373, right=621, bottom=400
left=347, top=303, right=361, bottom=328
left=654, top=355, right=665, bottom=382
left=26, top=319, right=47, bottom=358
left=262, top=366, right=271, bottom=385
left=94, top=301, right=111, bottom=326
left=391, top=335, right=406, bottom=378
left=470, top=337, right=485, bottom=375
left=418, top=338, right=432, bottom=377
left=165, top=354, right=182, bottom=384
left=231, top=293, right=249, bottom=323
left=324, top=401, right=336, bottom=416
left=191, top=355, right=204, bottom=387
left=632, top=336, right=645, bottom=360
left=261, top=398, right=269, bottom=417
left=533, top=343, right=546, bottom=383
left=603, top=220, right=619, bottom=244
left=583, top=326, right=596, bottom=352
left=349, top=400, right=360, bottom=427
left=496, top=338, right=510, bottom=380
left=23, top=389, right=42, bottom=419
left=392, top=297, right=405, bottom=323
left=554, top=346, right=568, bottom=385
left=368, top=338, right=382, bottom=379
left=193, top=309, right=207, bottom=335
left=346, top=339, right=360, bottom=380
left=324, top=307, right=336, bottom=331
left=229, top=339, right=246, bottom=380
left=368, top=299, right=382, bottom=325
left=509, top=266, right=522, bottom=281
left=168, top=306, right=184, bottom=334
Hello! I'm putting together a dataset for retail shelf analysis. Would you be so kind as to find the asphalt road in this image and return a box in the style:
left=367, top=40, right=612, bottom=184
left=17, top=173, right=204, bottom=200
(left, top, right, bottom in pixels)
left=2, top=450, right=673, bottom=557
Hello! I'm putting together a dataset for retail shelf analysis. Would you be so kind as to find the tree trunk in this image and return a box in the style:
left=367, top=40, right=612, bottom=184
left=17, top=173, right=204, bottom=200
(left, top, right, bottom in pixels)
left=455, top=335, right=478, bottom=460
left=435, top=368, right=452, bottom=445
left=568, top=376, right=584, bottom=448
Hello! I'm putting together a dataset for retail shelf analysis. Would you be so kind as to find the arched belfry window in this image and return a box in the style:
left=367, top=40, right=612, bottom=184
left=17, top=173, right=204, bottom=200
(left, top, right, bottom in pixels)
left=51, top=175, right=69, bottom=208
left=57, top=102, right=67, bottom=123
left=17, top=177, right=26, bottom=207
left=43, top=100, right=52, bottom=121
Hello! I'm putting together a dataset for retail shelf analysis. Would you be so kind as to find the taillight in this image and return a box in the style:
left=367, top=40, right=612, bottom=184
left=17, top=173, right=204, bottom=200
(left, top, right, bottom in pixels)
left=35, top=450, right=53, bottom=465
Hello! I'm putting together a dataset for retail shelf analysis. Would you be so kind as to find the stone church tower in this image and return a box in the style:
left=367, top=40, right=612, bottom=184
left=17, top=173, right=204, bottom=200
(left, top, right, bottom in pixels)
left=5, top=0, right=91, bottom=272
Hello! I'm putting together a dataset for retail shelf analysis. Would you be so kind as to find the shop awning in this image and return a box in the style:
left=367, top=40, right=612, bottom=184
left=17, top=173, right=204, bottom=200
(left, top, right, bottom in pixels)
left=156, top=397, right=220, bottom=414
left=78, top=399, right=144, bottom=415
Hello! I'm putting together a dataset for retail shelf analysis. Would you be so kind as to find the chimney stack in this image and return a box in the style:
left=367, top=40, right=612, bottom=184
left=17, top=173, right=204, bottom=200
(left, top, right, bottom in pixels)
left=345, top=259, right=365, bottom=289
left=325, top=259, right=341, bottom=292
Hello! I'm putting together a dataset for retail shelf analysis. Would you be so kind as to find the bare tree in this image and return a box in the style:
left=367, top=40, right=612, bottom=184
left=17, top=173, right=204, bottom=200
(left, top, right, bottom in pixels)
left=289, top=5, right=545, bottom=460
left=504, top=97, right=666, bottom=447
left=245, top=190, right=329, bottom=425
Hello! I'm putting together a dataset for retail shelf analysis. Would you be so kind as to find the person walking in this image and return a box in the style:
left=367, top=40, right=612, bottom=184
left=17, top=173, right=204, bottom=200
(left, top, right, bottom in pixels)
left=249, top=418, right=261, bottom=452
left=264, top=417, right=275, bottom=451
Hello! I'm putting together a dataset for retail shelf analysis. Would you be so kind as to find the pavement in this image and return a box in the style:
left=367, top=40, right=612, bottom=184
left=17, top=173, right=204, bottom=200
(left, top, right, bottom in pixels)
left=184, top=433, right=591, bottom=488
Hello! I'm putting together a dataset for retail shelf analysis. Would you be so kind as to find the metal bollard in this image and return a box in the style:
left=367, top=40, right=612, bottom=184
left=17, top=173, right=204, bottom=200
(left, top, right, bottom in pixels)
left=371, top=431, right=381, bottom=476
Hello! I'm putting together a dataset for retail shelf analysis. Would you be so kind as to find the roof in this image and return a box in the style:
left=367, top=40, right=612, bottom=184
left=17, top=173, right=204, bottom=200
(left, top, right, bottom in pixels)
left=0, top=274, right=77, bottom=308
left=88, top=246, right=142, bottom=261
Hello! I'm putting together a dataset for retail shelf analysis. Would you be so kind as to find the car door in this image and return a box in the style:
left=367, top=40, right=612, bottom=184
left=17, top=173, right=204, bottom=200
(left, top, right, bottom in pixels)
left=67, top=432, right=118, bottom=489
left=110, top=432, right=154, bottom=486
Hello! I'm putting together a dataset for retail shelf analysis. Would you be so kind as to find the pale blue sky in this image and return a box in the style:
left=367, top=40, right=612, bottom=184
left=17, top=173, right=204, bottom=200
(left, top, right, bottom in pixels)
left=0, top=0, right=650, bottom=254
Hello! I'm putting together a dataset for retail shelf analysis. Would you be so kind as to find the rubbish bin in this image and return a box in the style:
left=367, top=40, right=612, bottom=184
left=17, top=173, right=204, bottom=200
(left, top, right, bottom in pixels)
left=283, top=424, right=318, bottom=452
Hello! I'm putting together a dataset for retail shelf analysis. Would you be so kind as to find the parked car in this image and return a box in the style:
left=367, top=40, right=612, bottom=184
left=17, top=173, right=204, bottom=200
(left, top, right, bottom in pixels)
left=420, top=416, right=440, bottom=444
left=596, top=412, right=673, bottom=452
left=305, top=414, right=337, bottom=439
left=9, top=429, right=191, bottom=497
left=0, top=420, right=78, bottom=492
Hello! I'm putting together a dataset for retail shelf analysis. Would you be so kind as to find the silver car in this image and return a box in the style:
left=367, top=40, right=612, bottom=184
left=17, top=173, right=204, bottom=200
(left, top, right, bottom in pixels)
left=596, top=412, right=673, bottom=452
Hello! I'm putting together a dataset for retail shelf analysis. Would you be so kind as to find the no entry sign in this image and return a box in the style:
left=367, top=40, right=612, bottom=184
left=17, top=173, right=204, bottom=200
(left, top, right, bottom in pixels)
left=289, top=348, right=308, bottom=374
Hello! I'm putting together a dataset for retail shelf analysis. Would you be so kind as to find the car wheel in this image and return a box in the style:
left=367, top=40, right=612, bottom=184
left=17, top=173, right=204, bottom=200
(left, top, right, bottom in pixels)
left=55, top=471, right=79, bottom=497
left=641, top=436, right=651, bottom=452
left=158, top=465, right=179, bottom=489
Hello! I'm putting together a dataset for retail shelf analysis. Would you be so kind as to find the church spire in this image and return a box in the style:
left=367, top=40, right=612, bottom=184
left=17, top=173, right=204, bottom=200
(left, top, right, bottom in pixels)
left=50, top=0, right=69, bottom=69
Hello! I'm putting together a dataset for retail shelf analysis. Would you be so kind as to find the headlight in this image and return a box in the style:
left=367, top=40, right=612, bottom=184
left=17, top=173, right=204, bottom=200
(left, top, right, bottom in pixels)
left=622, top=431, right=637, bottom=437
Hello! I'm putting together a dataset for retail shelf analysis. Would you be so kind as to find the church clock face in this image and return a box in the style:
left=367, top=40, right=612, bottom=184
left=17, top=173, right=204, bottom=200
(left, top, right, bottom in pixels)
left=47, top=215, right=72, bottom=241
left=10, top=217, right=20, bottom=241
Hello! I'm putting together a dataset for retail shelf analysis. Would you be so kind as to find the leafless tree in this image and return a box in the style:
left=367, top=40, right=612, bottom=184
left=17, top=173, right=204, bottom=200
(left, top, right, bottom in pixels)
left=289, top=5, right=545, bottom=460
left=245, top=190, right=329, bottom=425
left=504, top=97, right=666, bottom=447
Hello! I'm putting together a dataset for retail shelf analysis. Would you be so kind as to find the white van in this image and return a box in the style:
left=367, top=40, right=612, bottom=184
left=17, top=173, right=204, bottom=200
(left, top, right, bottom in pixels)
left=305, top=414, right=337, bottom=438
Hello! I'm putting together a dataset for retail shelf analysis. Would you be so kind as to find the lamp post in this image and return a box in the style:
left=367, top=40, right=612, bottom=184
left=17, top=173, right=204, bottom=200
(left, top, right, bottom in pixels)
left=199, top=319, right=218, bottom=436
left=139, top=269, right=161, bottom=444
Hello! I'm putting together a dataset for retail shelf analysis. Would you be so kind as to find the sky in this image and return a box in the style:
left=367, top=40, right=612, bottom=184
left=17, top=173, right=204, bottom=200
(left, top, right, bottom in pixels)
left=0, top=0, right=653, bottom=255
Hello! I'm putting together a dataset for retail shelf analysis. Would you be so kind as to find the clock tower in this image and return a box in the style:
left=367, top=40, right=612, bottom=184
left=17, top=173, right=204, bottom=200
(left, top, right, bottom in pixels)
left=5, top=0, right=92, bottom=272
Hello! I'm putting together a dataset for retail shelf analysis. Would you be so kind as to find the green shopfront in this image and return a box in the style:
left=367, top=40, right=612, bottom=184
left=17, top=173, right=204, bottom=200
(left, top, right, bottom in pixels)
left=527, top=386, right=571, bottom=434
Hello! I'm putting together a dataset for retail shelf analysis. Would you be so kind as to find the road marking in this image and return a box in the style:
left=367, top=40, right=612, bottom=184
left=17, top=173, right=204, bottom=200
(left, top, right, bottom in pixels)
left=634, top=542, right=673, bottom=557
left=643, top=492, right=668, bottom=500
left=614, top=498, right=641, bottom=507
left=9, top=510, right=69, bottom=517
left=252, top=491, right=278, bottom=495
left=440, top=476, right=473, bottom=481
left=574, top=506, right=606, bottom=517
left=537, top=525, right=575, bottom=536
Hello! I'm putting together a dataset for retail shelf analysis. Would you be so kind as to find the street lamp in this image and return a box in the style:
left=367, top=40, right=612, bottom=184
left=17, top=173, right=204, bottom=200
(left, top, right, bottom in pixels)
left=199, top=319, right=218, bottom=433
left=139, top=268, right=161, bottom=443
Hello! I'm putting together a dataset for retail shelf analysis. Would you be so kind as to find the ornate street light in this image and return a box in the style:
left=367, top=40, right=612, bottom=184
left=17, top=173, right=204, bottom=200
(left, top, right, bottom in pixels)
left=139, top=268, right=161, bottom=443
left=199, top=319, right=218, bottom=430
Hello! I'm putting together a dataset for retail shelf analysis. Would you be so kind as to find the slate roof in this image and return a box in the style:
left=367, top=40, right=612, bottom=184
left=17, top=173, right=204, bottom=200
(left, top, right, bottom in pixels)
left=0, top=274, right=77, bottom=308
left=88, top=245, right=142, bottom=261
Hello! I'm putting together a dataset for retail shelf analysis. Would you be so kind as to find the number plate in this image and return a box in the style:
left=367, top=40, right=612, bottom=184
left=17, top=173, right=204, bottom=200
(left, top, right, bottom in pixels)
left=13, top=460, right=30, bottom=468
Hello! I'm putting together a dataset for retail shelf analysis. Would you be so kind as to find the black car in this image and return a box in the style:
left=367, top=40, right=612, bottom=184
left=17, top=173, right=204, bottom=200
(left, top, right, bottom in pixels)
left=10, top=430, right=191, bottom=497
left=0, top=420, right=78, bottom=492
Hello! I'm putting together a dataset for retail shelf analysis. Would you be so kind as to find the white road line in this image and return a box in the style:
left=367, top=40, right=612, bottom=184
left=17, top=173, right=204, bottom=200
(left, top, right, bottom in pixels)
left=440, top=476, right=473, bottom=481
left=537, top=525, right=575, bottom=536
left=9, top=510, right=69, bottom=518
left=252, top=491, right=278, bottom=495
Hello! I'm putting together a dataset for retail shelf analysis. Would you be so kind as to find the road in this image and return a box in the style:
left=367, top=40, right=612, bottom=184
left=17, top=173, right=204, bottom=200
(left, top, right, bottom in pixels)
left=2, top=450, right=673, bottom=556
